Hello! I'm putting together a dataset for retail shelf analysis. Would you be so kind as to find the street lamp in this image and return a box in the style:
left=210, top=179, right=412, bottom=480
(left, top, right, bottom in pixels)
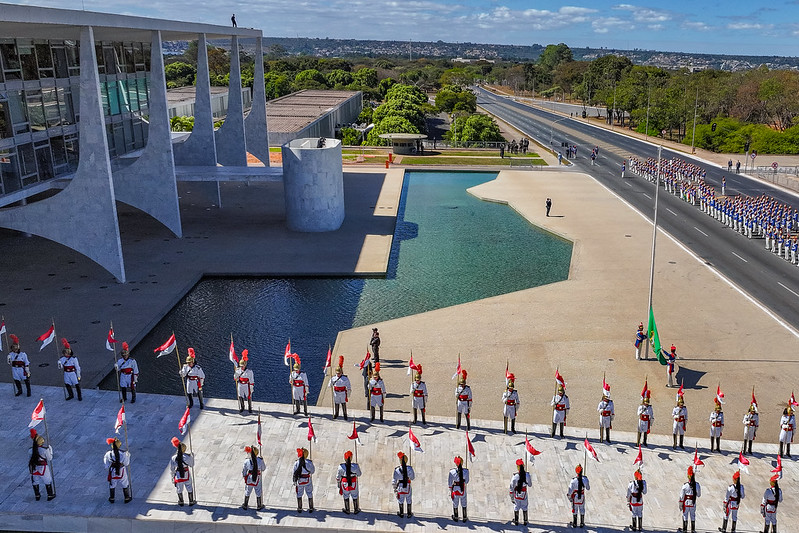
left=550, top=115, right=571, bottom=153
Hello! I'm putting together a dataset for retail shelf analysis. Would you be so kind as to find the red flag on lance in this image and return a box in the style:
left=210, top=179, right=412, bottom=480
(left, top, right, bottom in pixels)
left=633, top=444, right=643, bottom=467
left=409, top=427, right=423, bottom=453
left=677, top=380, right=684, bottom=398
left=154, top=333, right=176, bottom=358
left=640, top=379, right=648, bottom=399
left=738, top=451, right=750, bottom=474
left=28, top=399, right=45, bottom=428
left=506, top=361, right=513, bottom=381
left=257, top=412, right=262, bottom=447
left=178, top=406, right=191, bottom=436
left=602, top=376, right=611, bottom=398
left=106, top=327, right=118, bottom=351
left=693, top=447, right=704, bottom=469
left=307, top=417, right=317, bottom=443
left=283, top=340, right=291, bottom=367
left=716, top=385, right=725, bottom=404
left=228, top=339, right=238, bottom=366
left=37, top=324, right=56, bottom=351
left=323, top=346, right=332, bottom=373
left=584, top=438, right=599, bottom=462
left=555, top=369, right=566, bottom=388
left=772, top=455, right=783, bottom=479
left=451, top=354, right=462, bottom=380
left=466, top=430, right=476, bottom=460
left=347, top=420, right=362, bottom=445
left=115, top=405, right=125, bottom=434
left=408, top=353, right=421, bottom=376
left=356, top=350, right=371, bottom=370
left=790, top=391, right=798, bottom=407
left=751, top=388, right=758, bottom=407
left=525, top=435, right=541, bottom=463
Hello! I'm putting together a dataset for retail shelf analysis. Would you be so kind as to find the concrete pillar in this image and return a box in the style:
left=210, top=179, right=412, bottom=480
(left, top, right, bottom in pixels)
left=215, top=35, right=247, bottom=166
left=112, top=30, right=182, bottom=238
left=244, top=36, right=269, bottom=166
left=0, top=26, right=125, bottom=282
left=173, top=34, right=217, bottom=166
left=281, top=138, right=344, bottom=232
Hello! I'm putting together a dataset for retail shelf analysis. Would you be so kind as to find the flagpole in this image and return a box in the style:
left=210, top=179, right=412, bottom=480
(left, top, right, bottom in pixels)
left=354, top=434, right=358, bottom=464
left=309, top=417, right=313, bottom=460
left=329, top=345, right=335, bottom=414
left=173, top=333, right=189, bottom=407
left=525, top=430, right=529, bottom=471
left=186, top=417, right=197, bottom=501
left=644, top=144, right=662, bottom=360
left=42, top=402, right=56, bottom=494
left=52, top=320, right=67, bottom=401
left=122, top=404, right=133, bottom=494
left=408, top=422, right=412, bottom=467
left=231, top=333, right=238, bottom=399
left=465, top=432, right=469, bottom=469
left=110, top=321, right=122, bottom=403
left=455, top=353, right=460, bottom=421
left=552, top=367, right=559, bottom=431
left=1, top=315, right=8, bottom=352
left=583, top=433, right=588, bottom=476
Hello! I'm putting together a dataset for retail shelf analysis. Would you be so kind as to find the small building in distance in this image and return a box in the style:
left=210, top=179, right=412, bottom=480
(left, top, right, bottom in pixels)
left=267, top=90, right=361, bottom=146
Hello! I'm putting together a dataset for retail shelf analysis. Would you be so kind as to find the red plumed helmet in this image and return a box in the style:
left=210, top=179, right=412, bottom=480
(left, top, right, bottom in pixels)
left=9, top=334, right=19, bottom=345
left=121, top=342, right=129, bottom=351
left=106, top=437, right=116, bottom=445
left=241, top=349, right=249, bottom=362
left=374, top=361, right=381, bottom=373
left=30, top=428, right=38, bottom=439
left=461, top=369, right=468, bottom=380
left=344, top=450, right=353, bottom=460
left=416, top=364, right=423, bottom=374
left=187, top=347, right=195, bottom=358
left=244, top=446, right=252, bottom=454
left=516, top=459, right=524, bottom=466
left=454, top=456, right=463, bottom=466
left=337, top=355, right=344, bottom=368
left=171, top=437, right=181, bottom=448
left=61, top=338, right=70, bottom=350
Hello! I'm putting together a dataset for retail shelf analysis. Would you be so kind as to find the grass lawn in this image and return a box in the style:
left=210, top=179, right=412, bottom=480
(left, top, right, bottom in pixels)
left=432, top=150, right=540, bottom=158
left=400, top=156, right=546, bottom=166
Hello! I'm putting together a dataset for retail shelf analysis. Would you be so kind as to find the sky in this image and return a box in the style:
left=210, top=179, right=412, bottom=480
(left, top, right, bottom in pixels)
left=12, top=0, right=799, bottom=57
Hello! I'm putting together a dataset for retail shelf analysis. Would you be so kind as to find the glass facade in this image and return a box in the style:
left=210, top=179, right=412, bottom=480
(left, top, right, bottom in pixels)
left=0, top=38, right=152, bottom=197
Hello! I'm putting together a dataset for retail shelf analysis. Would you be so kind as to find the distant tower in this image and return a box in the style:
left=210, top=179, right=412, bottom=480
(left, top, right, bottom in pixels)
left=409, top=40, right=412, bottom=61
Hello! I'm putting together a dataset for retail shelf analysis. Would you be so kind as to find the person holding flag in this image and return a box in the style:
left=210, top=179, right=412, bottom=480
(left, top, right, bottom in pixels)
left=597, top=382, right=614, bottom=443
left=57, top=339, right=81, bottom=401
left=567, top=464, right=590, bottom=529
left=508, top=458, right=531, bottom=526
left=761, top=474, right=783, bottom=533
left=28, top=429, right=55, bottom=501
left=104, top=437, right=132, bottom=503
left=634, top=322, right=647, bottom=360
left=673, top=393, right=688, bottom=450
left=293, top=447, right=315, bottom=514
left=720, top=470, right=744, bottom=533
left=289, top=355, right=309, bottom=416
left=368, top=362, right=386, bottom=423
left=116, top=343, right=139, bottom=404
left=551, top=380, right=570, bottom=439
left=678, top=466, right=701, bottom=533
left=179, top=348, right=205, bottom=409
left=665, top=345, right=677, bottom=387
left=410, top=366, right=428, bottom=426
left=778, top=403, right=794, bottom=458
left=241, top=445, right=265, bottom=510
left=169, top=437, right=195, bottom=506
left=360, top=355, right=372, bottom=410
left=7, top=334, right=31, bottom=397
left=448, top=456, right=469, bottom=522
left=742, top=401, right=759, bottom=456
left=709, top=398, right=725, bottom=453
left=626, top=469, right=646, bottom=531
left=455, top=370, right=472, bottom=431
left=337, top=450, right=361, bottom=514
left=234, top=352, right=254, bottom=414
left=392, top=451, right=415, bottom=518
left=330, top=356, right=351, bottom=420
left=637, top=390, right=654, bottom=447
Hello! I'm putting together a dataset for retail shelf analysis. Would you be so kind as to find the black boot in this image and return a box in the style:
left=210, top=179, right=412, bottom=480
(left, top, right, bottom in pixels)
left=748, top=440, right=753, bottom=454
left=560, top=423, right=564, bottom=438
left=742, top=441, right=747, bottom=455
left=720, top=518, right=727, bottom=532
left=710, top=438, right=715, bottom=452
left=239, top=397, right=245, bottom=413
left=256, top=496, right=264, bottom=510
left=462, top=507, right=468, bottom=522
left=241, top=494, right=249, bottom=510
left=771, top=524, right=777, bottom=533
left=780, top=443, right=784, bottom=457
left=109, top=487, right=115, bottom=503
left=466, top=415, right=470, bottom=431
left=370, top=407, right=375, bottom=422
left=14, top=380, right=22, bottom=396
left=297, top=497, right=303, bottom=513
left=413, top=408, right=418, bottom=424
left=187, top=393, right=194, bottom=408
left=421, top=409, right=426, bottom=425
left=380, top=406, right=384, bottom=422
left=343, top=498, right=350, bottom=514
left=188, top=492, right=196, bottom=506
left=334, top=403, right=339, bottom=419
left=731, top=520, right=736, bottom=532
left=178, top=493, right=185, bottom=506
left=504, top=417, right=508, bottom=434
left=342, top=404, right=348, bottom=420
left=25, top=378, right=31, bottom=396
left=580, top=514, right=585, bottom=528
left=452, top=507, right=458, bottom=521
left=33, top=485, right=41, bottom=501
left=65, top=384, right=74, bottom=400
left=130, top=386, right=135, bottom=403
left=511, top=419, right=516, bottom=434
left=303, top=400, right=308, bottom=416
left=680, top=435, right=685, bottom=449
left=197, top=391, right=203, bottom=409
left=642, top=432, right=648, bottom=447
left=787, top=443, right=791, bottom=457
left=398, top=502, right=404, bottom=517
left=247, top=398, right=253, bottom=414
left=680, top=520, right=687, bottom=532
left=638, top=516, right=643, bottom=531
left=121, top=388, right=127, bottom=403
left=599, top=427, right=604, bottom=442
left=762, top=524, right=768, bottom=533
left=637, top=432, right=641, bottom=446
left=674, top=434, right=678, bottom=450
left=523, top=510, right=528, bottom=525
left=513, top=510, right=519, bottom=525
left=308, top=497, right=314, bottom=512
left=294, top=400, right=300, bottom=415
left=123, top=487, right=132, bottom=503
left=572, top=514, right=578, bottom=528
left=407, top=502, right=412, bottom=517
left=606, top=428, right=611, bottom=443
left=76, top=384, right=82, bottom=401
left=691, top=520, right=696, bottom=533
left=353, top=497, right=361, bottom=514
left=552, top=423, right=557, bottom=438
left=456, top=413, right=462, bottom=429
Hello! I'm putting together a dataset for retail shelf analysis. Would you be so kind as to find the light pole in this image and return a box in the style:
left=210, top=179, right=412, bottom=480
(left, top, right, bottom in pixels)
left=644, top=83, right=651, bottom=139
left=690, top=87, right=699, bottom=154
left=550, top=115, right=571, bottom=154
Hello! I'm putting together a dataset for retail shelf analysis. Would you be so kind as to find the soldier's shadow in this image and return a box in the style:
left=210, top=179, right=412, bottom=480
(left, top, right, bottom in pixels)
left=674, top=368, right=707, bottom=390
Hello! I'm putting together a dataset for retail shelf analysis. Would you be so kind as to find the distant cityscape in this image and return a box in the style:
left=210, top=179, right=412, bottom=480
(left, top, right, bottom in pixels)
left=162, top=37, right=799, bottom=72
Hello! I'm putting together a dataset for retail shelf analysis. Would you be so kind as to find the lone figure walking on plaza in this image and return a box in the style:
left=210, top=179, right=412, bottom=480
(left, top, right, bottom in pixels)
left=170, top=437, right=195, bottom=506
left=179, top=348, right=204, bottom=409
left=393, top=451, right=415, bottom=517
left=448, top=456, right=469, bottom=522
left=546, top=197, right=552, bottom=217
left=370, top=328, right=380, bottom=363
left=509, top=459, right=531, bottom=526
left=720, top=470, right=744, bottom=533
left=293, top=447, right=315, bottom=513
left=761, top=474, right=782, bottom=533
left=104, top=437, right=132, bottom=503
left=28, top=429, right=55, bottom=501
left=626, top=469, right=646, bottom=531
left=241, top=445, right=265, bottom=510
left=117, top=342, right=139, bottom=404
left=330, top=356, right=351, bottom=420
left=7, top=334, right=31, bottom=397
left=678, top=466, right=701, bottom=533
left=337, top=450, right=361, bottom=514
left=57, top=339, right=81, bottom=401
left=567, top=464, right=590, bottom=528
left=231, top=14, right=236, bottom=27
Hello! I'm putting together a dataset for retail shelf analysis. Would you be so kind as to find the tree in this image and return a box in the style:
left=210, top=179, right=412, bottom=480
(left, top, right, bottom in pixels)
left=378, top=77, right=396, bottom=97
left=165, top=62, right=196, bottom=87
left=264, top=72, right=291, bottom=100
left=326, top=69, right=354, bottom=88
left=538, top=43, right=573, bottom=73
left=435, top=85, right=476, bottom=114
left=448, top=114, right=504, bottom=143
left=366, top=116, right=419, bottom=145
left=207, top=47, right=229, bottom=78
left=439, top=67, right=476, bottom=87
left=293, top=69, right=329, bottom=90
left=353, top=67, right=379, bottom=88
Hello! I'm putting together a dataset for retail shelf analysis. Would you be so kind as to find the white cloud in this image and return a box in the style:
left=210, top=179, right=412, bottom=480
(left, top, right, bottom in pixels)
left=612, top=3, right=672, bottom=23
left=726, top=22, right=772, bottom=30
left=682, top=21, right=711, bottom=32
left=648, top=24, right=664, bottom=31
left=592, top=16, right=628, bottom=34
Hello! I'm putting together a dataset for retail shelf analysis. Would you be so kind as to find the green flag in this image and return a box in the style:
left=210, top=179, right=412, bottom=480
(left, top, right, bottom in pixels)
left=648, top=307, right=666, bottom=365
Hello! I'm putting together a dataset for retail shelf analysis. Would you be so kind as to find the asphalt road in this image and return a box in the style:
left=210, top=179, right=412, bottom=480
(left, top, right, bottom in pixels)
left=475, top=86, right=799, bottom=332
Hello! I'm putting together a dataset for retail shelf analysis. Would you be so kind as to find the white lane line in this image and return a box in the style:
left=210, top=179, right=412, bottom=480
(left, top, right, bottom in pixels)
left=625, top=182, right=632, bottom=187
left=643, top=193, right=652, bottom=199
left=778, top=282, right=799, bottom=299
left=666, top=208, right=678, bottom=216
left=731, top=251, right=748, bottom=263
left=694, top=227, right=709, bottom=237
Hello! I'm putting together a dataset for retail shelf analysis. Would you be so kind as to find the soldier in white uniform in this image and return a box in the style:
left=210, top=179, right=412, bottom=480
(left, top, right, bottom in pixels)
left=742, top=402, right=759, bottom=455
left=293, top=447, right=315, bottom=513
left=116, top=342, right=139, bottom=404
left=597, top=387, right=614, bottom=443
left=448, top=456, right=469, bottom=522
left=673, top=395, right=688, bottom=450
left=337, top=450, right=361, bottom=514
left=368, top=362, right=386, bottom=422
left=104, top=437, right=132, bottom=503
left=720, top=470, right=744, bottom=533
left=7, top=334, right=31, bottom=397
left=626, top=469, right=646, bottom=531
left=411, top=367, right=428, bottom=425
left=637, top=391, right=654, bottom=447
left=710, top=399, right=725, bottom=452
left=509, top=459, right=532, bottom=526
left=28, top=429, right=55, bottom=501
left=329, top=356, right=351, bottom=420
left=241, top=445, right=265, bottom=510
left=290, top=359, right=309, bottom=416
left=455, top=370, right=472, bottom=431
left=57, top=339, right=81, bottom=401
left=179, top=349, right=205, bottom=409
left=502, top=379, right=520, bottom=435
left=678, top=466, right=701, bottom=533
left=551, top=384, right=570, bottom=438
left=634, top=322, right=647, bottom=360
left=170, top=437, right=195, bottom=506
left=567, top=464, right=590, bottom=528
left=234, top=354, right=254, bottom=414
left=778, top=405, right=794, bottom=457
left=761, top=475, right=782, bottom=533
left=393, top=451, right=415, bottom=517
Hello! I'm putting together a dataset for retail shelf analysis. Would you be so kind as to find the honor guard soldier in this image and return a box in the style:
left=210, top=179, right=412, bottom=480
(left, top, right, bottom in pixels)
left=448, top=456, right=469, bottom=522
left=627, top=469, right=646, bottom=531
left=337, top=450, right=361, bottom=514
left=634, top=323, right=647, bottom=360
left=710, top=399, right=725, bottom=452
left=57, top=339, right=81, bottom=401
left=7, top=334, right=31, bottom=397
left=597, top=385, right=614, bottom=443
left=393, top=451, right=415, bottom=517
left=678, top=466, right=701, bottom=533
left=720, top=471, right=744, bottom=533
left=761, top=474, right=782, bottom=533
left=637, top=390, right=654, bottom=447
left=368, top=362, right=386, bottom=422
left=293, top=447, right=315, bottom=513
left=241, top=445, right=265, bottom=510
left=567, top=464, right=590, bottom=528
left=673, top=393, right=688, bottom=449
left=509, top=459, right=531, bottom=526
left=778, top=404, right=794, bottom=457
left=28, top=429, right=55, bottom=501
left=502, top=377, right=520, bottom=434
left=743, top=402, right=759, bottom=455
left=179, top=348, right=205, bottom=409
left=170, top=437, right=195, bottom=506
left=104, top=437, right=132, bottom=503
left=455, top=370, right=472, bottom=431
left=551, top=384, right=570, bottom=438
left=116, top=342, right=139, bottom=404
left=665, top=345, right=677, bottom=387
left=289, top=356, right=309, bottom=416
left=411, top=366, right=428, bottom=425
left=234, top=351, right=254, bottom=414
left=330, top=356, right=351, bottom=420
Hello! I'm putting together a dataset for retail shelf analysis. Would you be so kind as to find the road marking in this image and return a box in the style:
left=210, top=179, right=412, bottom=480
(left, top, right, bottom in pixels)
left=731, top=251, right=748, bottom=263
left=778, top=282, right=799, bottom=299
left=643, top=193, right=652, bottom=199
left=666, top=208, right=678, bottom=216
left=694, top=227, right=709, bottom=237
left=625, top=182, right=632, bottom=187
